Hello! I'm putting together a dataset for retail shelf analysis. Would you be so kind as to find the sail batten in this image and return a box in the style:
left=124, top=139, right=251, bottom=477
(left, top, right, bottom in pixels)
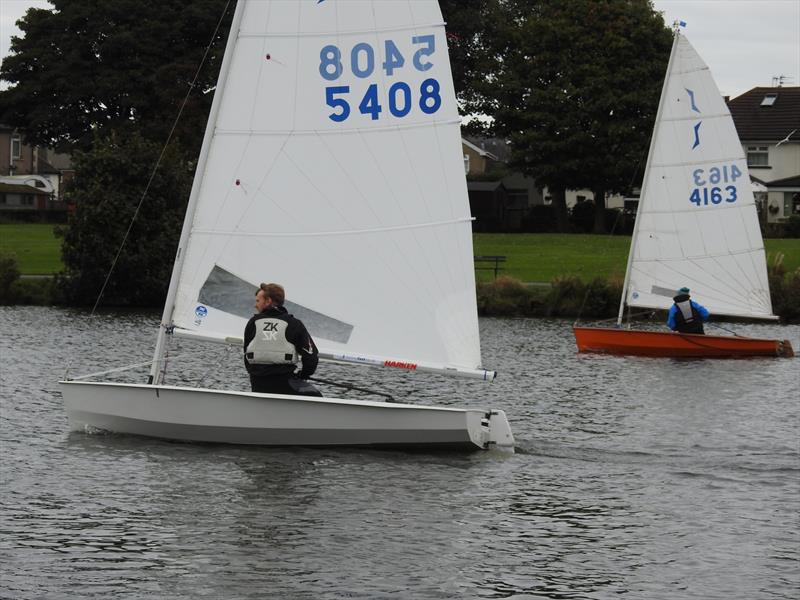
left=625, top=32, right=775, bottom=321
left=214, top=119, right=462, bottom=136
left=658, top=111, right=735, bottom=123
left=651, top=155, right=745, bottom=168
left=239, top=22, right=445, bottom=39
left=192, top=217, right=473, bottom=238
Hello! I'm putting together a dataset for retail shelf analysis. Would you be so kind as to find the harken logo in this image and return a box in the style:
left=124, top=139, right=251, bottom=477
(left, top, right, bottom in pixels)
left=195, top=305, right=208, bottom=318
left=384, top=360, right=417, bottom=370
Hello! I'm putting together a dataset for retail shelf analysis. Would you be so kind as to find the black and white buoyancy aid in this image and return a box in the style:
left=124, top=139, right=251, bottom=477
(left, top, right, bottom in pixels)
left=245, top=316, right=299, bottom=365
left=673, top=295, right=704, bottom=334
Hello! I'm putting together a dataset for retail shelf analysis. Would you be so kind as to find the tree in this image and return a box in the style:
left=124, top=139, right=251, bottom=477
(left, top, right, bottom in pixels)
left=465, top=0, right=673, bottom=232
left=57, top=132, right=192, bottom=306
left=0, top=0, right=233, bottom=154
left=0, top=1, right=233, bottom=306
left=440, top=0, right=501, bottom=117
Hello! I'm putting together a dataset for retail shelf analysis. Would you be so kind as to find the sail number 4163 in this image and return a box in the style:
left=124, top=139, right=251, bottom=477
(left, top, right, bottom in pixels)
left=689, top=164, right=742, bottom=207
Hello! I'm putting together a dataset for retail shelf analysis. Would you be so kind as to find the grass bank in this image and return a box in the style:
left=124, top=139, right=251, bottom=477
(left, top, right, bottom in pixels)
left=1, top=226, right=799, bottom=319
left=0, top=224, right=63, bottom=275
left=1, top=225, right=798, bottom=280
left=473, top=233, right=800, bottom=283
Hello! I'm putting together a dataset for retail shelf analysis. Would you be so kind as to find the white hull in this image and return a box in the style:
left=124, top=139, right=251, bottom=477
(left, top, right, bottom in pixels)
left=59, top=381, right=514, bottom=452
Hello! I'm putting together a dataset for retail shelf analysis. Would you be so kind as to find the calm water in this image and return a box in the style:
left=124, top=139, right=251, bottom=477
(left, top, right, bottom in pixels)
left=1, top=306, right=798, bottom=599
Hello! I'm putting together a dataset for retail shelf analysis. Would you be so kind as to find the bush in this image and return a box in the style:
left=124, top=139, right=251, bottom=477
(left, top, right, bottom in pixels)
left=13, top=277, right=60, bottom=305
left=545, top=275, right=586, bottom=316
left=476, top=275, right=623, bottom=318
left=569, top=201, right=595, bottom=233
left=522, top=204, right=556, bottom=232
left=58, top=131, right=192, bottom=306
left=768, top=253, right=800, bottom=323
left=0, top=252, right=21, bottom=303
left=784, top=215, right=800, bottom=238
left=581, top=276, right=623, bottom=317
left=0, top=209, right=69, bottom=224
left=605, top=208, right=634, bottom=235
left=475, top=267, right=798, bottom=321
left=476, top=276, right=542, bottom=316
left=0, top=252, right=61, bottom=305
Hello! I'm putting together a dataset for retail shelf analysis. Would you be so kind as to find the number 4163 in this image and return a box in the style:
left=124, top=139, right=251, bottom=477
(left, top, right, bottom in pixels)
left=689, top=186, right=738, bottom=206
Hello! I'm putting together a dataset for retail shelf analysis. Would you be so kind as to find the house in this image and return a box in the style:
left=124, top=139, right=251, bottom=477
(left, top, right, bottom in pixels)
left=461, top=137, right=543, bottom=231
left=462, top=137, right=502, bottom=176
left=0, top=181, right=53, bottom=211
left=727, top=87, right=800, bottom=222
left=466, top=180, right=509, bottom=232
left=0, top=125, right=74, bottom=217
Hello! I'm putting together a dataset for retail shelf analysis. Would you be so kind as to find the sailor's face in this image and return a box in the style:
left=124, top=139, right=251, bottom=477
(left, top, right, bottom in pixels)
left=255, top=290, right=269, bottom=312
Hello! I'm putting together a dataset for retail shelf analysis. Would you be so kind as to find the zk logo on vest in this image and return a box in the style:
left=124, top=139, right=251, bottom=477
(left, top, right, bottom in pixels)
left=261, top=322, right=280, bottom=341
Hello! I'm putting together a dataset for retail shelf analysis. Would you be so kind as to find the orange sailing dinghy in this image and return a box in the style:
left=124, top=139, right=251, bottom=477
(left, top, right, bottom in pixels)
left=574, top=327, right=793, bottom=358
left=574, top=28, right=795, bottom=359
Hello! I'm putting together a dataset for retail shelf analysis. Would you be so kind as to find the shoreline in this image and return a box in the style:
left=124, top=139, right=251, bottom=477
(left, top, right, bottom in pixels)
left=4, top=274, right=799, bottom=324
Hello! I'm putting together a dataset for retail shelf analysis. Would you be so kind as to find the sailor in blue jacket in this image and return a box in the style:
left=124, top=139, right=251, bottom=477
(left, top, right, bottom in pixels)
left=667, top=287, right=710, bottom=334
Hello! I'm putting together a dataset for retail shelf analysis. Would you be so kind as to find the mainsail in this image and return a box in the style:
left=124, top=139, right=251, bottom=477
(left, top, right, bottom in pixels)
left=157, top=0, right=484, bottom=377
left=623, top=33, right=775, bottom=320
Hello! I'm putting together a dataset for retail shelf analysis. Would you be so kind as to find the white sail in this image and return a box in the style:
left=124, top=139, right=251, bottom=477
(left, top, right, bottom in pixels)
left=166, top=0, right=483, bottom=374
left=625, top=33, right=775, bottom=320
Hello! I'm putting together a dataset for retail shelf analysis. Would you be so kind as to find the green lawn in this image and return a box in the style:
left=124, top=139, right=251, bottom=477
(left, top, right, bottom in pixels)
left=0, top=224, right=63, bottom=275
left=474, top=233, right=800, bottom=283
left=1, top=225, right=798, bottom=280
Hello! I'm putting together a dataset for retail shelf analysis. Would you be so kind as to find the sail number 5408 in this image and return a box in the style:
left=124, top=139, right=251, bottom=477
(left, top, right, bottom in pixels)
left=689, top=164, right=742, bottom=207
left=320, top=36, right=441, bottom=122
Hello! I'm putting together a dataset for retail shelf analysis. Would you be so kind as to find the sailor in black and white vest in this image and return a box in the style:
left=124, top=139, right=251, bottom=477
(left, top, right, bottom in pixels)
left=667, top=286, right=710, bottom=334
left=243, top=282, right=321, bottom=396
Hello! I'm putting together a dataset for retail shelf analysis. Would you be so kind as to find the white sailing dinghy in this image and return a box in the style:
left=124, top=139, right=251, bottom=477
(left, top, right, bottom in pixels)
left=59, top=0, right=515, bottom=451
left=574, top=29, right=794, bottom=358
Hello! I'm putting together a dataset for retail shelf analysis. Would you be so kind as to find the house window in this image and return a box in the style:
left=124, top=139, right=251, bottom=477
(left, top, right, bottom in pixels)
left=786, top=192, right=800, bottom=216
left=746, top=146, right=768, bottom=167
left=10, top=134, right=21, bottom=160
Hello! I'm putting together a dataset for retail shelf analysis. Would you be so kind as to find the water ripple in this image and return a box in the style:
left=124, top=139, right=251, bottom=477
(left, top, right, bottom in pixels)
left=1, top=307, right=798, bottom=599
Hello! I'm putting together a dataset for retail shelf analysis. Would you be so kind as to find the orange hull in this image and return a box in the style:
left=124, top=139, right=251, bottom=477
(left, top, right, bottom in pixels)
left=573, top=326, right=795, bottom=358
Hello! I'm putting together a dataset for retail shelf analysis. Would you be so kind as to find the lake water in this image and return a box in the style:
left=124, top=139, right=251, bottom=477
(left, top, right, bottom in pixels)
left=1, top=306, right=798, bottom=599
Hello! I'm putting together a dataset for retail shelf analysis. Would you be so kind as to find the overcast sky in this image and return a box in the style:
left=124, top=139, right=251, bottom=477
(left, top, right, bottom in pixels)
left=1, top=0, right=799, bottom=97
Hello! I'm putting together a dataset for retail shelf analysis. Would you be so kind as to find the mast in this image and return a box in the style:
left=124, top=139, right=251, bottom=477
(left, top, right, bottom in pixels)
left=616, top=28, right=681, bottom=326
left=148, top=0, right=247, bottom=384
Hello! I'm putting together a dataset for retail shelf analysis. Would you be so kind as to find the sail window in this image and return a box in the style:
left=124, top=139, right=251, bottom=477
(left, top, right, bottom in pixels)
left=746, top=146, right=769, bottom=167
left=760, top=94, right=778, bottom=106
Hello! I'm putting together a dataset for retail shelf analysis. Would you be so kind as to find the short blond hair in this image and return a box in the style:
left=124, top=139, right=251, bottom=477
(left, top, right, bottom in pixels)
left=257, top=282, right=285, bottom=306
